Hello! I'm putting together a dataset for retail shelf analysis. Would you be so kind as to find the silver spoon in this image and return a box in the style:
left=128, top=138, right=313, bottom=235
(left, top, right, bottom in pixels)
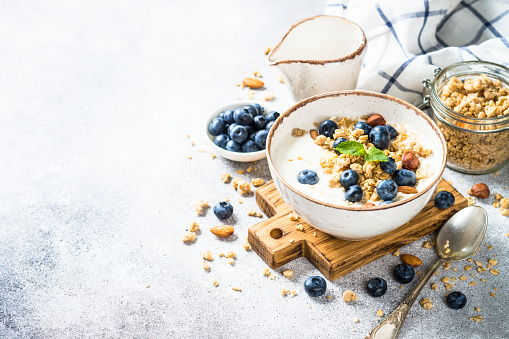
left=366, top=206, right=488, bottom=339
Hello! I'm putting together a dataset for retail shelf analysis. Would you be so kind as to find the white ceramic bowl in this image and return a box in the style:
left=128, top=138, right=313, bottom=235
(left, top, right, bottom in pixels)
left=205, top=101, right=278, bottom=162
left=266, top=91, right=447, bottom=240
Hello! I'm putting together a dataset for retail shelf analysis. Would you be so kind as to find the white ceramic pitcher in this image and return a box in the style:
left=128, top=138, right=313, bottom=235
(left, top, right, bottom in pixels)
left=267, top=15, right=389, bottom=102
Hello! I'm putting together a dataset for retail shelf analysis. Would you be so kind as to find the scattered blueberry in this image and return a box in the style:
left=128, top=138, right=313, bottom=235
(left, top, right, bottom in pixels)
left=265, top=111, right=280, bottom=122
left=392, top=169, right=417, bottom=187
left=379, top=200, right=393, bottom=205
left=222, top=109, right=235, bottom=124
left=332, top=137, right=348, bottom=155
left=297, top=169, right=319, bottom=185
left=214, top=134, right=230, bottom=149
left=340, top=169, right=359, bottom=189
left=366, top=278, right=387, bottom=297
left=253, top=115, right=267, bottom=130
left=434, top=191, right=455, bottom=209
left=265, top=120, right=275, bottom=131
left=253, top=103, right=264, bottom=115
left=446, top=291, right=467, bottom=309
left=319, top=120, right=338, bottom=139
left=233, top=108, right=253, bottom=126
left=368, top=125, right=390, bottom=150
left=304, top=276, right=327, bottom=297
left=208, top=117, right=227, bottom=136
left=385, top=124, right=398, bottom=140
left=354, top=121, right=372, bottom=135
left=254, top=129, right=268, bottom=149
left=230, top=125, right=248, bottom=144
left=225, top=140, right=241, bottom=152
left=228, top=123, right=239, bottom=137
left=243, top=104, right=259, bottom=117
left=345, top=185, right=363, bottom=203
left=393, top=263, right=415, bottom=284
left=376, top=179, right=398, bottom=201
left=380, top=157, right=397, bottom=174
left=213, top=201, right=233, bottom=219
left=241, top=140, right=260, bottom=153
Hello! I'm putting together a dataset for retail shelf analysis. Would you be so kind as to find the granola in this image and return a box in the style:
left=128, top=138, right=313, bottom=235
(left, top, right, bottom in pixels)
left=232, top=177, right=252, bottom=195
left=194, top=199, right=209, bottom=215
left=343, top=290, right=358, bottom=302
left=251, top=178, right=265, bottom=187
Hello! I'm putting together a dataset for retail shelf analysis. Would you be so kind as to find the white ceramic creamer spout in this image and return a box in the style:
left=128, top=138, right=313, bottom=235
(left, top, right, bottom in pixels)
left=268, top=15, right=367, bottom=102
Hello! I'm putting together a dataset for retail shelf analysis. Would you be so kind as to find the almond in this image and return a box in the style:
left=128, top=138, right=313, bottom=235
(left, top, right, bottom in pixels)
left=210, top=225, right=234, bottom=238
left=401, top=254, right=422, bottom=267
left=470, top=183, right=490, bottom=199
left=361, top=202, right=375, bottom=208
left=366, top=114, right=386, bottom=127
left=310, top=129, right=318, bottom=140
left=402, top=152, right=420, bottom=170
left=398, top=186, right=418, bottom=194
left=243, top=77, right=264, bottom=89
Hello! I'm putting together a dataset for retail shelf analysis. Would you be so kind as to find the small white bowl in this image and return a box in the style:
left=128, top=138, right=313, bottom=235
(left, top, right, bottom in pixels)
left=205, top=101, right=278, bottom=162
left=267, top=91, right=447, bottom=240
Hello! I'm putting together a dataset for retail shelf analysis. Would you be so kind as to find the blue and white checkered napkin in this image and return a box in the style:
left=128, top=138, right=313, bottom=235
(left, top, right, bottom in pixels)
left=326, top=0, right=509, bottom=105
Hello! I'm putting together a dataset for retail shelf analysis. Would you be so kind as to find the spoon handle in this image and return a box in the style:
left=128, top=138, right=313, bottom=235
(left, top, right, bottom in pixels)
left=365, top=258, right=446, bottom=339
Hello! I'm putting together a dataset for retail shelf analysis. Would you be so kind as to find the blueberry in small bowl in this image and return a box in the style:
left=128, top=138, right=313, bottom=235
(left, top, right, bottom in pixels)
left=319, top=119, right=338, bottom=138
left=297, top=170, right=319, bottom=185
left=304, top=276, right=327, bottom=297
left=354, top=121, right=372, bottom=135
left=392, top=169, right=417, bottom=187
left=345, top=185, right=363, bottom=203
left=377, top=179, right=398, bottom=201
left=340, top=169, right=359, bottom=189
left=205, top=101, right=278, bottom=162
left=368, top=125, right=390, bottom=150
left=380, top=157, right=396, bottom=174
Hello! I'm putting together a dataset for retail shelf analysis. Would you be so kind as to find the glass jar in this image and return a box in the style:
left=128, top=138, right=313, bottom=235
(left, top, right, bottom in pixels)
left=421, top=61, right=509, bottom=174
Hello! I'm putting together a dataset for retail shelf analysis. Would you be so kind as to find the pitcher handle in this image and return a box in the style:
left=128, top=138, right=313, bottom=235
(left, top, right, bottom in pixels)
left=362, top=26, right=391, bottom=75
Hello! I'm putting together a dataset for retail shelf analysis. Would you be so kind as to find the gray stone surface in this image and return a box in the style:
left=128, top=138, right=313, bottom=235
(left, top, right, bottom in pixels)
left=0, top=1, right=507, bottom=338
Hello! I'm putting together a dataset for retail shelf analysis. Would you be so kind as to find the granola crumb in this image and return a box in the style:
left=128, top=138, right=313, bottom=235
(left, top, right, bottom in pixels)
left=313, top=232, right=317, bottom=237
left=343, top=290, right=358, bottom=303
left=393, top=250, right=400, bottom=257
left=239, top=198, right=243, bottom=204
left=459, top=275, right=467, bottom=280
left=494, top=193, right=503, bottom=200
left=295, top=224, right=304, bottom=231
left=188, top=221, right=200, bottom=232
left=422, top=241, right=432, bottom=249
left=246, top=166, right=253, bottom=173
left=210, top=152, right=216, bottom=159
left=277, top=73, right=285, bottom=84
left=262, top=268, right=271, bottom=277
left=247, top=209, right=262, bottom=217
left=264, top=46, right=272, bottom=55
left=493, top=201, right=500, bottom=208
left=227, top=258, right=235, bottom=266
left=467, top=197, right=476, bottom=206
left=475, top=307, right=481, bottom=312
left=465, top=265, right=472, bottom=271
left=431, top=282, right=438, bottom=290
left=377, top=310, right=384, bottom=317
left=202, top=250, right=213, bottom=261
left=221, top=173, right=232, bottom=183
left=227, top=250, right=236, bottom=259
left=444, top=283, right=454, bottom=290
left=182, top=231, right=196, bottom=242
left=489, top=269, right=499, bottom=275
left=469, top=281, right=477, bottom=286
left=186, top=134, right=190, bottom=138
left=232, top=287, right=241, bottom=292
left=353, top=317, right=359, bottom=323
left=501, top=208, right=509, bottom=216
left=263, top=91, right=274, bottom=101
left=283, top=269, right=294, bottom=279
left=202, top=262, right=210, bottom=271
left=289, top=239, right=294, bottom=244
left=420, top=298, right=433, bottom=310
left=441, top=277, right=450, bottom=283
left=289, top=213, right=299, bottom=221
left=326, top=295, right=332, bottom=300
left=232, top=177, right=252, bottom=195
left=489, top=292, right=496, bottom=298
left=243, top=242, right=251, bottom=251
left=212, top=279, right=219, bottom=287
left=236, top=169, right=244, bottom=175
left=451, top=277, right=458, bottom=282
left=218, top=252, right=225, bottom=257
left=501, top=197, right=509, bottom=208
left=194, top=199, right=209, bottom=215
left=469, top=315, right=483, bottom=322
left=489, top=258, right=498, bottom=266
left=251, top=178, right=265, bottom=187
left=187, top=155, right=192, bottom=159
left=481, top=278, right=486, bottom=282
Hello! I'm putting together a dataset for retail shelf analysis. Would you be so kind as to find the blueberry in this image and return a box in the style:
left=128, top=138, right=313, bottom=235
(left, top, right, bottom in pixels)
left=376, top=179, right=398, bottom=201
left=265, top=120, right=275, bottom=131
left=380, top=157, right=396, bottom=174
left=345, top=185, right=363, bottom=203
left=354, top=121, right=372, bottom=135
left=379, top=200, right=393, bottom=206
left=243, top=104, right=259, bottom=117
left=304, top=276, right=327, bottom=297
left=385, top=125, right=398, bottom=140
left=446, top=291, right=467, bottom=309
left=222, top=109, right=235, bottom=124
left=265, top=111, right=280, bottom=122
left=244, top=125, right=255, bottom=136
left=297, top=169, right=319, bottom=185
left=434, top=191, right=455, bottom=209
left=319, top=120, right=338, bottom=139
left=230, top=125, right=248, bottom=144
left=332, top=137, right=348, bottom=155
left=254, top=129, right=268, bottom=149
left=252, top=115, right=267, bottom=130
left=366, top=278, right=387, bottom=297
left=392, top=169, right=417, bottom=187
left=233, top=108, right=253, bottom=126
left=368, top=125, right=390, bottom=150
left=214, top=134, right=230, bottom=149
left=340, top=169, right=359, bottom=189
left=228, top=123, right=239, bottom=137
left=208, top=117, right=227, bottom=136
left=253, top=103, right=264, bottom=115
left=225, top=140, right=241, bottom=152
left=241, top=140, right=261, bottom=153
left=249, top=133, right=256, bottom=141
left=213, top=201, right=233, bottom=219
left=393, top=263, right=415, bottom=284
left=218, top=111, right=224, bottom=119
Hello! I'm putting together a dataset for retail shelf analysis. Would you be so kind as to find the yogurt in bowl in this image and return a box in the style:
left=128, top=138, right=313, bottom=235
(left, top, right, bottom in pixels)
left=267, top=91, right=447, bottom=240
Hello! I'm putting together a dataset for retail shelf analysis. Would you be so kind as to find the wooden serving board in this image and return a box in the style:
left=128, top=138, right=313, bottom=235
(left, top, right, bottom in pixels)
left=247, top=178, right=468, bottom=281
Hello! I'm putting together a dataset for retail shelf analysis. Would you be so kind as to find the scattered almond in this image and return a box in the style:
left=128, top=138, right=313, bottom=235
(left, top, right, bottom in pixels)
left=398, top=186, right=418, bottom=194
left=401, top=254, right=422, bottom=267
left=243, top=77, right=264, bottom=89
left=210, top=225, right=234, bottom=238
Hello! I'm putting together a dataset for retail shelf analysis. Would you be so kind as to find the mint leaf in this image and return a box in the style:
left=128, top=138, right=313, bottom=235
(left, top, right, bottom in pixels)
left=334, top=140, right=365, bottom=157
left=365, top=147, right=389, bottom=162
